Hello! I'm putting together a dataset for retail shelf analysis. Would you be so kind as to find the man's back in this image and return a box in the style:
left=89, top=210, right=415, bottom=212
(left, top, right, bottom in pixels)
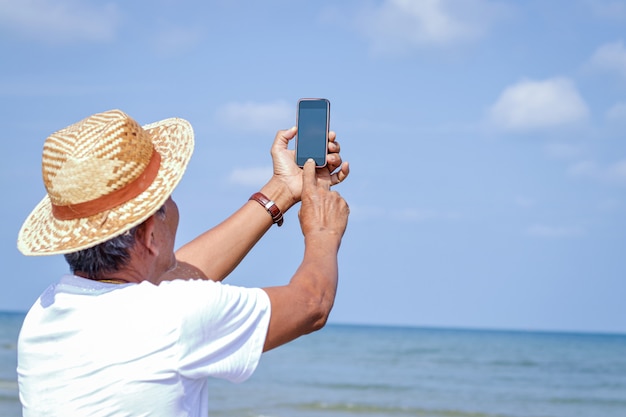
left=18, top=275, right=270, bottom=417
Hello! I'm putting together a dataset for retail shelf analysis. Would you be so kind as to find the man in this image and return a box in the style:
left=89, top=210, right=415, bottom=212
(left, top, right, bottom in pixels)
left=16, top=109, right=349, bottom=416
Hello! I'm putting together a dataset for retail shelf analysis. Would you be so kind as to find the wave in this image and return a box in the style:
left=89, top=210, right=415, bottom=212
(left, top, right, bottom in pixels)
left=296, top=401, right=513, bottom=417
left=548, top=396, right=626, bottom=407
left=314, top=381, right=412, bottom=392
left=0, top=380, right=17, bottom=390
left=0, top=342, right=17, bottom=351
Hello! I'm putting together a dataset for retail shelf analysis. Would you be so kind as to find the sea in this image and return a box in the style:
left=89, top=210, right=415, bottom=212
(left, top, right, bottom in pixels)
left=1, top=310, right=625, bottom=417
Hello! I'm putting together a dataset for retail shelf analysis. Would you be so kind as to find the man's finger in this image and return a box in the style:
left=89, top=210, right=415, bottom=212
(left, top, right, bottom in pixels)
left=302, top=158, right=317, bottom=191
left=283, top=126, right=297, bottom=139
left=332, top=162, right=350, bottom=186
left=272, top=126, right=297, bottom=150
left=328, top=139, right=340, bottom=154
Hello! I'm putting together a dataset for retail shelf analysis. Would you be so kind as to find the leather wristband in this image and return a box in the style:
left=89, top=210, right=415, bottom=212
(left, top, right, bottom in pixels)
left=249, top=192, right=284, bottom=227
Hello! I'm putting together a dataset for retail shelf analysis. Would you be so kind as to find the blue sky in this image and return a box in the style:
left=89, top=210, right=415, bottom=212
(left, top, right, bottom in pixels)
left=1, top=0, right=625, bottom=334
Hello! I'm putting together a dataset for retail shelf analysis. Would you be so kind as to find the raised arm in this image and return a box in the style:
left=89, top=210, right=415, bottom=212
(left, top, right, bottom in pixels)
left=171, top=127, right=348, bottom=282
left=262, top=159, right=350, bottom=351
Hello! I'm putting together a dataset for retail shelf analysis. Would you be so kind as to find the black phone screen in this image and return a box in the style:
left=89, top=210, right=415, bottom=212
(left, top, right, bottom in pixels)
left=296, top=99, right=329, bottom=167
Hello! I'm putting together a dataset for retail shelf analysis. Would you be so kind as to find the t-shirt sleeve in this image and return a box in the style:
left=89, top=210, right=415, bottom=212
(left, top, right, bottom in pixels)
left=168, top=279, right=271, bottom=383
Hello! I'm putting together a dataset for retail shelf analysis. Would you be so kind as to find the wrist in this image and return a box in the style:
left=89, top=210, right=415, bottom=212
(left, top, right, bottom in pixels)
left=259, top=176, right=297, bottom=213
left=249, top=192, right=283, bottom=227
left=303, top=234, right=342, bottom=261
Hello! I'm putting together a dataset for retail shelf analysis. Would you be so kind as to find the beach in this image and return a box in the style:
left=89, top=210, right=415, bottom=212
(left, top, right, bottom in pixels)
left=2, top=311, right=625, bottom=416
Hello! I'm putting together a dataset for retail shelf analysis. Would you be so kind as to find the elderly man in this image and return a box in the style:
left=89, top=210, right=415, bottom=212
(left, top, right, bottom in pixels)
left=16, top=109, right=349, bottom=416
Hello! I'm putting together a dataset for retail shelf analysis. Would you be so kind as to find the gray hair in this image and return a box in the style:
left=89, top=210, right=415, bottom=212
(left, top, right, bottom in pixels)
left=64, top=205, right=166, bottom=278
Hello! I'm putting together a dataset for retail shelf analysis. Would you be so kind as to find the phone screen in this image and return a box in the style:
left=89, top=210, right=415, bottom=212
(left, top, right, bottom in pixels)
left=296, top=99, right=330, bottom=167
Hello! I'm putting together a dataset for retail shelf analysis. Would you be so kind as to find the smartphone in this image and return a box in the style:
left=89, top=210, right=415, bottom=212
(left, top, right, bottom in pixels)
left=295, top=98, right=330, bottom=167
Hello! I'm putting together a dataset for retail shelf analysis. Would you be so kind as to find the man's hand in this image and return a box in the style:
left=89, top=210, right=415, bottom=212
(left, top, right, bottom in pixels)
left=269, top=127, right=350, bottom=210
left=261, top=158, right=349, bottom=352
left=298, top=158, right=349, bottom=243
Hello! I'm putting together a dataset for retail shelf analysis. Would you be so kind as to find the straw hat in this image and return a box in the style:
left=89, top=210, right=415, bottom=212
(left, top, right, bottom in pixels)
left=17, top=109, right=194, bottom=256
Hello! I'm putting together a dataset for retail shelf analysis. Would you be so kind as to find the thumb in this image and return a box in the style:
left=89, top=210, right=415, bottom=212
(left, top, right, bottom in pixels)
left=272, top=126, right=297, bottom=152
left=279, top=126, right=297, bottom=144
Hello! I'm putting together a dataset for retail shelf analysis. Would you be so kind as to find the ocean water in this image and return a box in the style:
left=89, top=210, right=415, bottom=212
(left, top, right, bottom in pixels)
left=1, top=311, right=625, bottom=417
left=0, top=312, right=22, bottom=417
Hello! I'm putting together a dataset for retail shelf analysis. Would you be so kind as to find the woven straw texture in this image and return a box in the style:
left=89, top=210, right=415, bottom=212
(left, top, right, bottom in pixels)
left=17, top=110, right=194, bottom=256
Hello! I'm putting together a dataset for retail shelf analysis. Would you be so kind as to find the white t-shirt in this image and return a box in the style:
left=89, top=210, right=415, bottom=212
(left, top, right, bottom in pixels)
left=17, top=275, right=271, bottom=417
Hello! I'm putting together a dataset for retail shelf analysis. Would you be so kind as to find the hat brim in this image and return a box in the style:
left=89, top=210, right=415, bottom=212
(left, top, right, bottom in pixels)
left=17, top=117, right=194, bottom=256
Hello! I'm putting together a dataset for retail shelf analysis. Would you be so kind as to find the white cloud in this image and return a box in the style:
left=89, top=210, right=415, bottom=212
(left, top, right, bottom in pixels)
left=355, top=0, right=505, bottom=54
left=587, top=40, right=626, bottom=79
left=543, top=143, right=584, bottom=159
left=514, top=195, right=535, bottom=208
left=597, top=199, right=622, bottom=212
left=153, top=25, right=204, bottom=58
left=349, top=204, right=460, bottom=223
left=584, top=0, right=626, bottom=21
left=349, top=205, right=386, bottom=221
left=391, top=208, right=460, bottom=222
left=606, top=101, right=626, bottom=122
left=0, top=0, right=119, bottom=43
left=215, top=100, right=293, bottom=134
left=487, top=77, right=589, bottom=131
left=228, top=166, right=273, bottom=187
left=568, top=160, right=598, bottom=177
left=606, top=160, right=626, bottom=183
left=525, top=224, right=584, bottom=239
left=568, top=159, right=626, bottom=185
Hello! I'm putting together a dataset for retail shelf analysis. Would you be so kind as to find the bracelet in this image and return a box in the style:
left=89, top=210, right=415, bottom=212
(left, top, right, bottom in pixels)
left=249, top=192, right=284, bottom=227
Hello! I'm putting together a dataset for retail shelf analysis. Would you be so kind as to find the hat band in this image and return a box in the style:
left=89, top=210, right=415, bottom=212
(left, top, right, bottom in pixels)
left=51, top=149, right=162, bottom=221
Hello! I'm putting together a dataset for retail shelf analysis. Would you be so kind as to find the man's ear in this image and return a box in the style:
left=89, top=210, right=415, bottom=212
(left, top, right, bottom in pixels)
left=135, top=215, right=159, bottom=256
